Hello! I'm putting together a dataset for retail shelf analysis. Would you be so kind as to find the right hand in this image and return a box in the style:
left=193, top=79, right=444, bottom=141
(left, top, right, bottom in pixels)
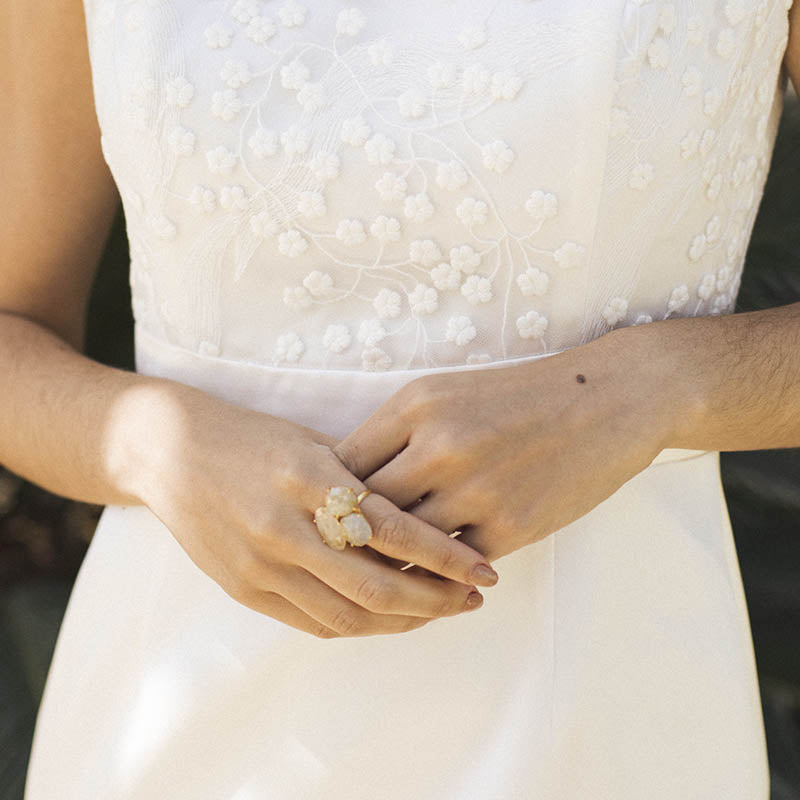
left=133, top=383, right=500, bottom=639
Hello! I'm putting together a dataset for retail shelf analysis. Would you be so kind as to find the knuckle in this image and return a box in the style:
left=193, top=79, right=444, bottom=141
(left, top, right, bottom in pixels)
left=332, top=439, right=362, bottom=477
left=270, top=461, right=306, bottom=495
left=329, top=607, right=365, bottom=637
left=310, top=622, right=339, bottom=639
left=433, top=590, right=457, bottom=619
left=434, top=543, right=462, bottom=578
left=372, top=512, right=410, bottom=551
left=354, top=574, right=390, bottom=611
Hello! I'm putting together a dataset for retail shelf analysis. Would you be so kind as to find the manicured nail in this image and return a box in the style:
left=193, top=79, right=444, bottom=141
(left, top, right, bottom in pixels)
left=470, top=563, right=499, bottom=586
left=464, top=591, right=484, bottom=611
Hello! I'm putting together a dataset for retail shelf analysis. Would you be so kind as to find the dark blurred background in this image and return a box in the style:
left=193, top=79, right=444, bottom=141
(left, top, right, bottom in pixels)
left=2, top=96, right=799, bottom=798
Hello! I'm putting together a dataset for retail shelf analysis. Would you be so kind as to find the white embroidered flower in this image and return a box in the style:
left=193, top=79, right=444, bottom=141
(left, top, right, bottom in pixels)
left=667, top=284, right=689, bottom=313
left=248, top=128, right=279, bottom=158
left=698, top=273, right=717, bottom=300
left=165, top=76, right=194, bottom=107
left=246, top=15, right=276, bottom=43
left=357, top=319, right=387, bottom=346
left=647, top=37, right=670, bottom=69
left=168, top=126, right=195, bottom=156
left=398, top=88, right=427, bottom=119
left=706, top=173, right=723, bottom=201
left=273, top=331, right=304, bottom=363
left=189, top=185, right=216, bottom=213
left=297, top=190, right=326, bottom=218
left=281, top=124, right=311, bottom=157
left=428, top=60, right=457, bottom=89
left=436, top=160, right=468, bottom=191
left=525, top=190, right=558, bottom=223
left=688, top=233, right=707, bottom=261
left=686, top=15, right=704, bottom=45
left=341, top=115, right=371, bottom=146
left=446, top=315, right=477, bottom=346
left=461, top=274, right=492, bottom=305
left=151, top=214, right=177, bottom=241
left=482, top=139, right=514, bottom=173
left=658, top=4, right=676, bottom=34
left=456, top=196, right=488, bottom=227
left=516, top=267, right=549, bottom=297
left=362, top=345, right=392, bottom=370
left=409, top=239, right=442, bottom=266
left=699, top=128, right=716, bottom=156
left=710, top=293, right=730, bottom=316
left=609, top=107, right=630, bottom=137
left=409, top=283, right=438, bottom=315
left=303, top=270, right=333, bottom=297
left=375, top=171, right=407, bottom=201
left=403, top=192, right=434, bottom=223
left=680, top=130, right=699, bottom=159
left=704, top=88, right=723, bottom=116
left=370, top=215, right=401, bottom=242
left=278, top=229, right=308, bottom=257
left=461, top=63, right=490, bottom=95
left=602, top=297, right=628, bottom=326
left=516, top=308, right=549, bottom=340
left=220, top=184, right=249, bottom=211
left=283, top=285, right=313, bottom=310
left=724, top=0, right=747, bottom=26
left=364, top=133, right=396, bottom=165
left=250, top=210, right=278, bottom=237
left=490, top=70, right=522, bottom=100
left=297, top=81, right=325, bottom=113
left=629, top=162, right=654, bottom=190
left=705, top=215, right=722, bottom=244
left=309, top=150, right=340, bottom=181
left=221, top=60, right=251, bottom=88
left=231, top=0, right=260, bottom=23
left=717, top=264, right=733, bottom=292
left=457, top=24, right=487, bottom=50
left=212, top=89, right=242, bottom=121
left=716, top=28, right=736, bottom=59
left=466, top=352, right=491, bottom=365
left=206, top=145, right=237, bottom=174
left=336, top=7, right=366, bottom=36
left=323, top=324, right=351, bottom=353
left=681, top=66, right=702, bottom=96
left=336, top=218, right=366, bottom=246
left=368, top=38, right=395, bottom=68
left=373, top=288, right=402, bottom=319
left=632, top=313, right=653, bottom=326
left=278, top=0, right=306, bottom=27
left=431, top=262, right=462, bottom=291
left=281, top=59, right=310, bottom=90
left=450, top=244, right=481, bottom=274
left=554, top=241, right=586, bottom=270
left=205, top=22, right=233, bottom=48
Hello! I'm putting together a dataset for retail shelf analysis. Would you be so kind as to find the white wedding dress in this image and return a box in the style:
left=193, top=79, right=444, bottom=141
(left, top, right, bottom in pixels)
left=25, top=0, right=791, bottom=797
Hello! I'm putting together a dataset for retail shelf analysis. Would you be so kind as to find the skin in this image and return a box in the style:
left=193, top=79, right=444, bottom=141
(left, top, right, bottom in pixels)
left=1, top=1, right=799, bottom=638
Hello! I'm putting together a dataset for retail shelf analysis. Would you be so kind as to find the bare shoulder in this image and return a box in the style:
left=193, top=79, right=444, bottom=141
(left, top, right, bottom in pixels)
left=0, top=0, right=120, bottom=350
left=787, top=0, right=800, bottom=95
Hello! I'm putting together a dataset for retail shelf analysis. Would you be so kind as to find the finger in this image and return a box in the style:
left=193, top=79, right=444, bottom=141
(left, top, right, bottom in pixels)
left=295, top=516, right=489, bottom=618
left=235, top=589, right=341, bottom=639
left=405, top=490, right=467, bottom=536
left=361, top=446, right=430, bottom=510
left=267, top=563, right=437, bottom=637
left=358, top=491, right=498, bottom=587
left=332, top=402, right=410, bottom=481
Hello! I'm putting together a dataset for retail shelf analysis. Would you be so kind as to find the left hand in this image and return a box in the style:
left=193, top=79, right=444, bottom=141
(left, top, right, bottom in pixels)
left=333, top=327, right=684, bottom=566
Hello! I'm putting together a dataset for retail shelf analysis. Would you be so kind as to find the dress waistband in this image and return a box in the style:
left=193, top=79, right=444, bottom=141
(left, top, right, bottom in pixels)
left=134, top=326, right=713, bottom=468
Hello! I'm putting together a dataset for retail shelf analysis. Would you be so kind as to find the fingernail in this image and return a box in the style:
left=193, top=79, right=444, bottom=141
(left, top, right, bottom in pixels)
left=464, top=591, right=484, bottom=611
left=470, top=563, right=499, bottom=586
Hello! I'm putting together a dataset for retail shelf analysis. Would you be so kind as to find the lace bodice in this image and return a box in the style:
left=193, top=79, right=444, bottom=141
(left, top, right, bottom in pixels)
left=82, top=0, right=792, bottom=371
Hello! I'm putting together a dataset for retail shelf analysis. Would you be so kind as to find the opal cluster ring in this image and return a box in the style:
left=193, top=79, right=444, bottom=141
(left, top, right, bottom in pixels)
left=313, top=487, right=373, bottom=550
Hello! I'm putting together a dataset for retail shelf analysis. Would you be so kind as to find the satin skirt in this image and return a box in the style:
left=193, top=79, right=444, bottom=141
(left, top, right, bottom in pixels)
left=25, top=326, right=769, bottom=799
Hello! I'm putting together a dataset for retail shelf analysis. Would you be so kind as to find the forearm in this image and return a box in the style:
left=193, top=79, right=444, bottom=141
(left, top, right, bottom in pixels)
left=0, top=311, right=203, bottom=507
left=613, top=301, right=800, bottom=452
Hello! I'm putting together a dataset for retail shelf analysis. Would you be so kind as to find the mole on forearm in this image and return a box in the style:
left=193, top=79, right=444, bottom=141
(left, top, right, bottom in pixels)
left=576, top=374, right=586, bottom=384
